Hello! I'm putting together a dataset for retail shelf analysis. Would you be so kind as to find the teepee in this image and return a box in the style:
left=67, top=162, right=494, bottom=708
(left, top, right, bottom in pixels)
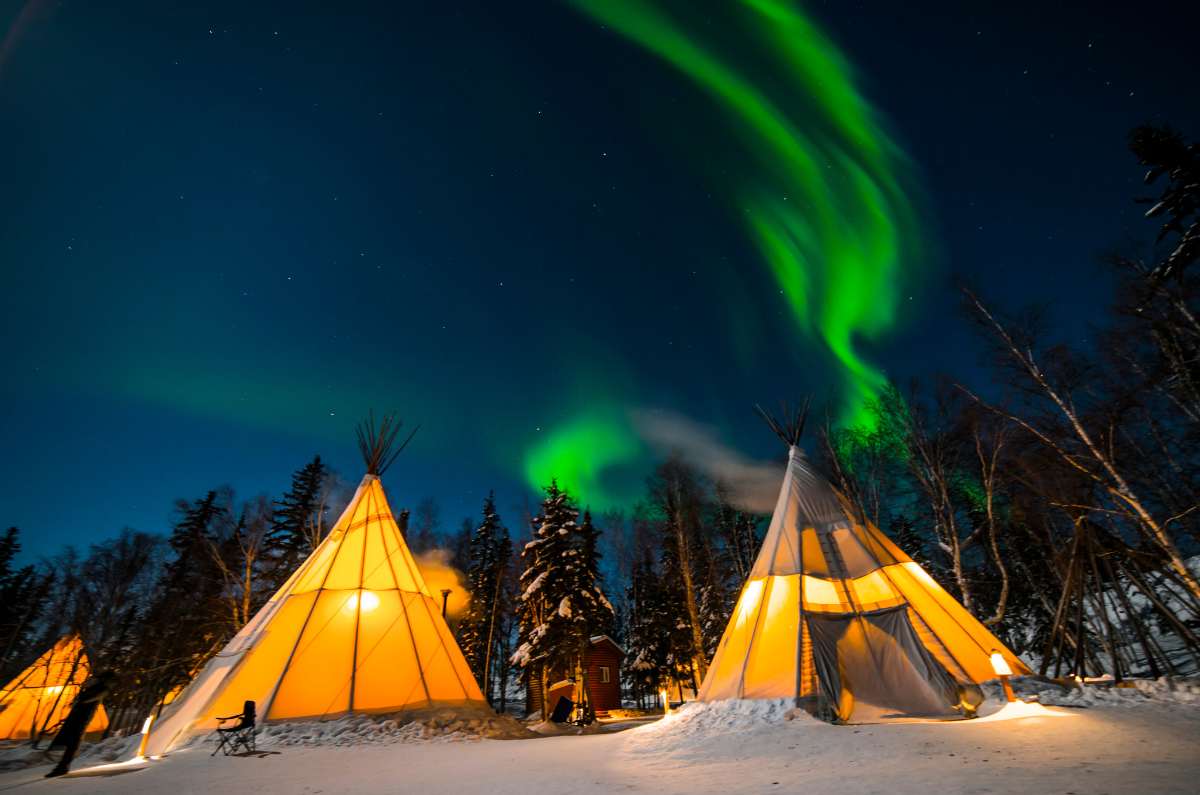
left=700, top=404, right=1030, bottom=723
left=144, top=415, right=485, bottom=755
left=0, top=634, right=109, bottom=742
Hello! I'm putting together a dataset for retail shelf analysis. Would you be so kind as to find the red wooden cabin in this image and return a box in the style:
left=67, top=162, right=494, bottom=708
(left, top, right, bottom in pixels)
left=526, top=635, right=625, bottom=718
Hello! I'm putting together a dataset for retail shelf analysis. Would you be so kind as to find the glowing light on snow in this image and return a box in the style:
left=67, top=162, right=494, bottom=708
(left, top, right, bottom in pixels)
left=567, top=0, right=928, bottom=428
left=990, top=650, right=1014, bottom=677
left=968, top=700, right=1075, bottom=723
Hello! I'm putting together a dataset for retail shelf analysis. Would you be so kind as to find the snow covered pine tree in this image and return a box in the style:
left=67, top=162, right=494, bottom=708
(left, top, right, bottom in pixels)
left=511, top=482, right=612, bottom=722
left=562, top=510, right=614, bottom=723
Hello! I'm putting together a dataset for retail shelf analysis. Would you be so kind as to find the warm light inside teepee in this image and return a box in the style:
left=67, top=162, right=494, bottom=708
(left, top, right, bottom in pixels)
left=345, top=590, right=380, bottom=613
left=0, top=635, right=108, bottom=742
left=141, top=421, right=487, bottom=757
left=738, top=580, right=764, bottom=622
left=696, top=428, right=1033, bottom=723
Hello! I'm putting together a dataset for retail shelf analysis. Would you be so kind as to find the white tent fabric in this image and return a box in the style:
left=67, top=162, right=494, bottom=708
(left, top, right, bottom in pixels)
left=699, top=447, right=1030, bottom=722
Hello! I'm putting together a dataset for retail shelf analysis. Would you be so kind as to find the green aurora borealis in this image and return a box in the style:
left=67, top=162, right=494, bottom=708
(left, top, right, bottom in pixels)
left=525, top=0, right=926, bottom=501
left=3, top=0, right=1183, bottom=553
left=569, top=0, right=924, bottom=422
left=523, top=409, right=642, bottom=510
left=3, top=0, right=929, bottom=520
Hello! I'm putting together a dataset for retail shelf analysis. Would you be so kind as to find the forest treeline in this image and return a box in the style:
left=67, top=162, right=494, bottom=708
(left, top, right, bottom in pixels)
left=1, top=124, right=1197, bottom=731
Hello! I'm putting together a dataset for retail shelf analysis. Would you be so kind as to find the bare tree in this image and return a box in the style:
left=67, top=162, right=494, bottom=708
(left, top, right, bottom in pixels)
left=969, top=408, right=1011, bottom=626
left=206, top=495, right=271, bottom=631
left=961, top=288, right=1200, bottom=600
left=891, top=385, right=978, bottom=611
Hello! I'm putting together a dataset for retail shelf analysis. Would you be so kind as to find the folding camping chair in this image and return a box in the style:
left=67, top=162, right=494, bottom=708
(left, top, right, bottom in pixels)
left=212, top=700, right=256, bottom=756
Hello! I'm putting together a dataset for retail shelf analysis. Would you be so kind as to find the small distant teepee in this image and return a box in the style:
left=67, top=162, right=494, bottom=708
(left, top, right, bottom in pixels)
left=699, top=402, right=1030, bottom=723
left=0, top=634, right=109, bottom=742
left=144, top=415, right=485, bottom=755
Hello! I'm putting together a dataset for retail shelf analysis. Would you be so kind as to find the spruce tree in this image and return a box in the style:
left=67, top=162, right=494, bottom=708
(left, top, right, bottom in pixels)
left=142, top=491, right=232, bottom=699
left=1129, top=124, right=1199, bottom=283
left=511, top=481, right=578, bottom=720
left=265, top=455, right=330, bottom=582
left=562, top=510, right=614, bottom=721
left=458, top=493, right=512, bottom=704
left=571, top=511, right=613, bottom=636
left=0, top=528, right=54, bottom=678
left=622, top=551, right=670, bottom=706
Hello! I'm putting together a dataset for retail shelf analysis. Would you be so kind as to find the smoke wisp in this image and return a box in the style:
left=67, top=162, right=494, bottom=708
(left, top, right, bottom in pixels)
left=413, top=548, right=470, bottom=619
left=632, top=409, right=783, bottom=513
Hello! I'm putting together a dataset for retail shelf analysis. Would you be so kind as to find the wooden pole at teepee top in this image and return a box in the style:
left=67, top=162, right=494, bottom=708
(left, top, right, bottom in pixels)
left=755, top=397, right=812, bottom=449
left=355, top=411, right=419, bottom=476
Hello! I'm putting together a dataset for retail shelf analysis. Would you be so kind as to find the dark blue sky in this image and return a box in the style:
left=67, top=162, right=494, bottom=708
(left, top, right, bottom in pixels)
left=2, top=0, right=1196, bottom=560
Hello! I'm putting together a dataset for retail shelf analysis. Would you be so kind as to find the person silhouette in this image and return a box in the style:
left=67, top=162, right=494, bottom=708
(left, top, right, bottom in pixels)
left=45, top=670, right=116, bottom=778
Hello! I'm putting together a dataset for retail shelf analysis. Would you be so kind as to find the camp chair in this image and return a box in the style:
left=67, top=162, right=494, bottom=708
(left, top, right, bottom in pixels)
left=212, top=700, right=256, bottom=756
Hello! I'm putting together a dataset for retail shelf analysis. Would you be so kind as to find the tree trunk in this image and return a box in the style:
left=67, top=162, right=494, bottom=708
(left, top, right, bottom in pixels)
left=538, top=663, right=550, bottom=722
left=668, top=484, right=709, bottom=682
left=975, top=425, right=1010, bottom=626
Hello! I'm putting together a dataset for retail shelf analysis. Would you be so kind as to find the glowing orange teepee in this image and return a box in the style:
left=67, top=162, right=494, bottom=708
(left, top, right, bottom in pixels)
left=145, top=415, right=485, bottom=755
left=0, top=634, right=109, bottom=742
left=699, top=404, right=1031, bottom=723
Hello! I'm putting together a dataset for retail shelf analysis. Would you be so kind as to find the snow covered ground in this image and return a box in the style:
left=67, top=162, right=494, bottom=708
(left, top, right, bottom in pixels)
left=2, top=691, right=1198, bottom=794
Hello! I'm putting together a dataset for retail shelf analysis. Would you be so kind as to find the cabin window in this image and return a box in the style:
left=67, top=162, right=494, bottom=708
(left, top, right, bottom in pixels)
left=599, top=666, right=610, bottom=683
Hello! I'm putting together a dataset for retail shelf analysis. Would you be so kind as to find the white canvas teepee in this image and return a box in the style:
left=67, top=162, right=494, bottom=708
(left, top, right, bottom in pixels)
left=145, top=417, right=484, bottom=755
left=700, top=407, right=1030, bottom=723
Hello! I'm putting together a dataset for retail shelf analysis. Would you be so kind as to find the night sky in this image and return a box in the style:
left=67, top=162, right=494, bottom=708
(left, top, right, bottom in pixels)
left=2, top=0, right=1196, bottom=560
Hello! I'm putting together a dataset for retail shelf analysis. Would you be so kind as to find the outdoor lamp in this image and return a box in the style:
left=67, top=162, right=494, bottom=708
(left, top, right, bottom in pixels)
left=136, top=714, right=155, bottom=759
left=990, top=650, right=1016, bottom=702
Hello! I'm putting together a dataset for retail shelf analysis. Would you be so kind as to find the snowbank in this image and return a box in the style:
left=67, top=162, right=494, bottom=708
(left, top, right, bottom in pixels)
left=997, top=675, right=1200, bottom=709
left=527, top=719, right=604, bottom=736
left=3, top=697, right=1199, bottom=794
left=620, top=680, right=1200, bottom=757
left=623, top=699, right=822, bottom=757
left=252, top=709, right=533, bottom=747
